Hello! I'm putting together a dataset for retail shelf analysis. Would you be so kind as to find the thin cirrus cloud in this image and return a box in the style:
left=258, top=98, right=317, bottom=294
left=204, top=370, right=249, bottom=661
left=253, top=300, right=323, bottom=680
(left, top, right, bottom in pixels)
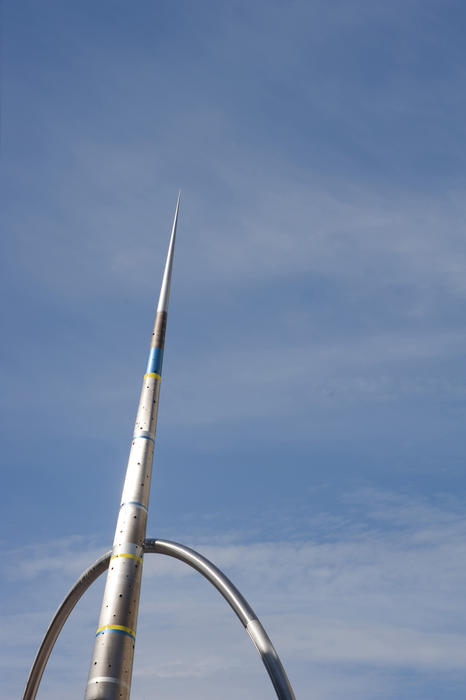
left=3, top=3, right=466, bottom=699
left=5, top=489, right=466, bottom=699
left=11, top=150, right=466, bottom=301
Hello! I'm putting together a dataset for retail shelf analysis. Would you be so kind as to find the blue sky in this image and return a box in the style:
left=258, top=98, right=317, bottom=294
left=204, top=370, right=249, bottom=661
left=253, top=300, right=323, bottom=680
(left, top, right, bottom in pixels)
left=3, top=1, right=466, bottom=698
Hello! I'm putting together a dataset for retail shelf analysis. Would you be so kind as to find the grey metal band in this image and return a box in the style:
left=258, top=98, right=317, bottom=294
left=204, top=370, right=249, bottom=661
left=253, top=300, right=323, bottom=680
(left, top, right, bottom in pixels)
left=87, top=676, right=131, bottom=691
left=23, top=539, right=296, bottom=700
left=150, top=311, right=167, bottom=349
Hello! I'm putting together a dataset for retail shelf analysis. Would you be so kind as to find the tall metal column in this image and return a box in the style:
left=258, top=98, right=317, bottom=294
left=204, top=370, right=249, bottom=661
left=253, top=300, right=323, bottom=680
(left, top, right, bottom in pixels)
left=85, top=194, right=180, bottom=700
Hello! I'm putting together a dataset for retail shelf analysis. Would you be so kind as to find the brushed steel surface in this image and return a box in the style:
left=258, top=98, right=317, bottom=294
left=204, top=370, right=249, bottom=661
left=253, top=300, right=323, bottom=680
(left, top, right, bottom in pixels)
left=24, top=540, right=296, bottom=700
left=150, top=311, right=167, bottom=349
left=247, top=619, right=296, bottom=700
left=23, top=551, right=111, bottom=700
left=85, top=196, right=180, bottom=700
left=157, top=192, right=180, bottom=313
left=146, top=539, right=296, bottom=700
left=25, top=192, right=295, bottom=700
left=144, top=538, right=256, bottom=626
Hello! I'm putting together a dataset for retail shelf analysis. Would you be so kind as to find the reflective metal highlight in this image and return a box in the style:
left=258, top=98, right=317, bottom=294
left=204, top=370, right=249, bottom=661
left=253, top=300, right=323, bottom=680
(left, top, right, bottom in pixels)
left=85, top=196, right=180, bottom=700
left=23, top=551, right=110, bottom=700
left=23, top=540, right=296, bottom=700
left=145, top=539, right=296, bottom=700
left=23, top=192, right=296, bottom=700
left=156, top=191, right=180, bottom=314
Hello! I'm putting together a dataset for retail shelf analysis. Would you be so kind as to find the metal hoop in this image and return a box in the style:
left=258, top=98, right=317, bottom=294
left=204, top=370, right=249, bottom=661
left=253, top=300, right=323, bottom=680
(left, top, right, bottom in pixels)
left=23, top=539, right=295, bottom=700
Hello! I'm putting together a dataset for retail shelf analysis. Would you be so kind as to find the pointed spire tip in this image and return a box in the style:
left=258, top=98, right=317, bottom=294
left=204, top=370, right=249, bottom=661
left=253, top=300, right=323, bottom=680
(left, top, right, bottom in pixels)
left=156, top=193, right=180, bottom=313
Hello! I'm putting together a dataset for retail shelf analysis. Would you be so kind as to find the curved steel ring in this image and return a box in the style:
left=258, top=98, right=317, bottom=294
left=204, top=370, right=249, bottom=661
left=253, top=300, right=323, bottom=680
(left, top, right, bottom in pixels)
left=23, top=539, right=295, bottom=700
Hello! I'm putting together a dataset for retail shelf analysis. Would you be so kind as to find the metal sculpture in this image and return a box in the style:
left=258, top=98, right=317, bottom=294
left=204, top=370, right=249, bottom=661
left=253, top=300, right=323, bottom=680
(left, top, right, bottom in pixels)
left=85, top=194, right=180, bottom=699
left=23, top=196, right=296, bottom=699
left=23, top=540, right=295, bottom=700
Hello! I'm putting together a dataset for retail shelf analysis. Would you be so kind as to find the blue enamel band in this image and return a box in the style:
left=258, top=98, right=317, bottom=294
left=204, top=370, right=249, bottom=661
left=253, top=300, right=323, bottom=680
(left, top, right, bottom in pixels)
left=132, top=434, right=154, bottom=443
left=146, top=347, right=164, bottom=375
left=96, top=624, right=136, bottom=640
left=120, top=501, right=148, bottom=512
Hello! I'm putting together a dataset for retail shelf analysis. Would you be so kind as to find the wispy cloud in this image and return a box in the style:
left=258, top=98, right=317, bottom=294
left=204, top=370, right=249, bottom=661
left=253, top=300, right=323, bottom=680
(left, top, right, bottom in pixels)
left=4, top=4, right=466, bottom=700
left=5, top=490, right=466, bottom=699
